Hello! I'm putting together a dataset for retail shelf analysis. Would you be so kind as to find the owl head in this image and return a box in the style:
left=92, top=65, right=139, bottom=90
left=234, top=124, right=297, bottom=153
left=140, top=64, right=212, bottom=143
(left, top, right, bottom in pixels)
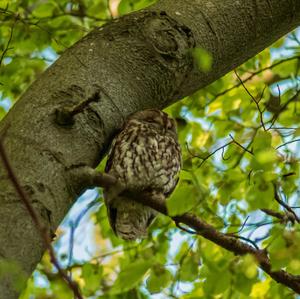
left=127, top=109, right=177, bottom=137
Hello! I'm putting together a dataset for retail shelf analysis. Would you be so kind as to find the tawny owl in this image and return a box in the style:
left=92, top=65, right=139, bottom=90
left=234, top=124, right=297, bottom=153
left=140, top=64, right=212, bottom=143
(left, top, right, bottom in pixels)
left=103, top=109, right=181, bottom=240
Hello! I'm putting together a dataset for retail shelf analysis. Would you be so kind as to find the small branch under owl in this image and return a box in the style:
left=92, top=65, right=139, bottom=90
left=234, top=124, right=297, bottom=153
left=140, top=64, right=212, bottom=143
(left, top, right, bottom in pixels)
left=68, top=165, right=300, bottom=294
left=67, top=108, right=300, bottom=293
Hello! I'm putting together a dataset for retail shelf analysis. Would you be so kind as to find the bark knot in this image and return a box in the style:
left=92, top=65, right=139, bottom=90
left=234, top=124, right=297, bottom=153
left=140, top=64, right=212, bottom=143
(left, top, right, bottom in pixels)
left=142, top=11, right=195, bottom=62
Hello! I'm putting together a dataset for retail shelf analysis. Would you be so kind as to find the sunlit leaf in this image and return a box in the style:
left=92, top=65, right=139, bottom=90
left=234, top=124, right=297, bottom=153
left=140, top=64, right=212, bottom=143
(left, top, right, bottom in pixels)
left=109, top=260, right=153, bottom=294
left=167, top=185, right=200, bottom=216
left=146, top=265, right=172, bottom=293
left=192, top=48, right=213, bottom=72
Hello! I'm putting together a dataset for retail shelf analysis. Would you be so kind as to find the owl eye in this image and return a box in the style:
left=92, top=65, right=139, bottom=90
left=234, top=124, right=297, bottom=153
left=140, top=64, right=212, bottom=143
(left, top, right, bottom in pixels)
left=146, top=119, right=159, bottom=124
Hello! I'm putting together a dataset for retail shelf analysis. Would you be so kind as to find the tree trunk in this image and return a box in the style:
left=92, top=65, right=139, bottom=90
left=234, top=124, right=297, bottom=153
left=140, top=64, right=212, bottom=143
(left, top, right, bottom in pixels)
left=0, top=0, right=299, bottom=297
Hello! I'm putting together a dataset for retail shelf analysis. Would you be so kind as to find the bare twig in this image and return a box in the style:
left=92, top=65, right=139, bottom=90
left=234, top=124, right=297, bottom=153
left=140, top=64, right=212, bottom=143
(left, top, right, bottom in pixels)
left=67, top=199, right=99, bottom=270
left=225, top=234, right=260, bottom=250
left=273, top=184, right=300, bottom=223
left=276, top=138, right=300, bottom=150
left=260, top=208, right=296, bottom=224
left=207, top=56, right=300, bottom=105
left=229, top=128, right=259, bottom=169
left=175, top=221, right=197, bottom=234
left=268, top=88, right=300, bottom=130
left=0, top=15, right=17, bottom=69
left=55, top=91, right=101, bottom=125
left=229, top=134, right=254, bottom=155
left=170, top=240, right=196, bottom=296
left=185, top=141, right=233, bottom=167
left=226, top=216, right=250, bottom=234
left=234, top=70, right=267, bottom=130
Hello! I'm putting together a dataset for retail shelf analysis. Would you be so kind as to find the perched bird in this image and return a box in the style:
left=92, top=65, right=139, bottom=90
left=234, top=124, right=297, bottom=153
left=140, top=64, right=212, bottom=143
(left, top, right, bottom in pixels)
left=104, top=109, right=181, bottom=240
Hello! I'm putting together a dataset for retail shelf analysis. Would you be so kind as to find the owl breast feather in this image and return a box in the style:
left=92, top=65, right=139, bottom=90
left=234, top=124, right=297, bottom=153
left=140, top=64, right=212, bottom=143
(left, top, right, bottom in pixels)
left=110, top=124, right=180, bottom=194
left=104, top=111, right=181, bottom=240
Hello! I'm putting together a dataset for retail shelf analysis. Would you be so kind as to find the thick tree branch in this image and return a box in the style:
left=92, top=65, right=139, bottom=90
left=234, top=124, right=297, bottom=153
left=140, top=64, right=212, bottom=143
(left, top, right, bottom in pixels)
left=1, top=0, right=300, bottom=297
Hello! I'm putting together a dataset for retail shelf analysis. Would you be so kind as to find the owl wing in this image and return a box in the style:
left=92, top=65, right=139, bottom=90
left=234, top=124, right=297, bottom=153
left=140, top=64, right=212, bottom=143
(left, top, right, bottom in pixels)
left=105, top=132, right=121, bottom=173
left=104, top=140, right=115, bottom=173
left=164, top=176, right=179, bottom=197
left=104, top=140, right=118, bottom=233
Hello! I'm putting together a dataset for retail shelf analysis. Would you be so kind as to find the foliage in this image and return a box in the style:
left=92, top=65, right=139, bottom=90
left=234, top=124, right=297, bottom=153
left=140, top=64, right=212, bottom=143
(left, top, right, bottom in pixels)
left=1, top=0, right=300, bottom=298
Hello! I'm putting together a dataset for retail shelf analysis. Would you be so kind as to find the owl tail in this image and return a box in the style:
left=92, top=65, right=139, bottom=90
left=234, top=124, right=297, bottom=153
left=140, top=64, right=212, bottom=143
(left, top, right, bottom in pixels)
left=108, top=196, right=156, bottom=240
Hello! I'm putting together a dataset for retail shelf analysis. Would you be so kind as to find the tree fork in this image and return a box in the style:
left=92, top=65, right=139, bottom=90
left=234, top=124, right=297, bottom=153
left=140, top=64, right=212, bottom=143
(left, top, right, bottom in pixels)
left=0, top=0, right=299, bottom=298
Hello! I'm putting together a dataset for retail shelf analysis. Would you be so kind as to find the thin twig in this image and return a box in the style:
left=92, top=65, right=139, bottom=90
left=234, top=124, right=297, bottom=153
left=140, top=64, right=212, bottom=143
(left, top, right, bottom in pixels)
left=260, top=208, right=296, bottom=224
left=185, top=141, right=233, bottom=167
left=170, top=240, right=196, bottom=296
left=276, top=138, right=300, bottom=150
left=175, top=221, right=197, bottom=234
left=268, top=88, right=300, bottom=130
left=227, top=216, right=250, bottom=234
left=0, top=15, right=17, bottom=68
left=206, top=56, right=300, bottom=105
left=67, top=199, right=100, bottom=270
left=273, top=184, right=300, bottom=223
left=226, top=234, right=259, bottom=250
left=0, top=139, right=83, bottom=299
left=229, top=134, right=254, bottom=155
left=234, top=70, right=266, bottom=130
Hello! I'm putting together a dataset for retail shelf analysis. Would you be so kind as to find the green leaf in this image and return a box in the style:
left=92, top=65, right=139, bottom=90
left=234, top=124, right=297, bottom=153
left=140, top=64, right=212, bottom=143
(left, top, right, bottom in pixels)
left=110, top=260, right=153, bottom=294
left=268, top=227, right=300, bottom=272
left=252, top=130, right=272, bottom=152
left=134, top=0, right=158, bottom=10
left=180, top=252, right=200, bottom=282
left=294, top=128, right=300, bottom=137
left=235, top=273, right=256, bottom=295
left=0, top=259, right=27, bottom=292
left=118, top=0, right=134, bottom=15
left=268, top=227, right=290, bottom=271
left=146, top=265, right=172, bottom=293
left=32, top=1, right=57, bottom=18
left=239, top=255, right=258, bottom=280
left=52, top=279, right=74, bottom=298
left=250, top=148, right=278, bottom=171
left=203, top=268, right=231, bottom=295
left=192, top=48, right=213, bottom=72
left=118, top=0, right=157, bottom=14
left=246, top=180, right=274, bottom=210
left=82, top=263, right=103, bottom=294
left=166, top=185, right=199, bottom=216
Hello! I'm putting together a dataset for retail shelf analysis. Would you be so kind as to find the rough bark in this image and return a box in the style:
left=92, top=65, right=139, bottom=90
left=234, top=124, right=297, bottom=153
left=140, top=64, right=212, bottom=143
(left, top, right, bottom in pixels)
left=0, top=0, right=299, bottom=297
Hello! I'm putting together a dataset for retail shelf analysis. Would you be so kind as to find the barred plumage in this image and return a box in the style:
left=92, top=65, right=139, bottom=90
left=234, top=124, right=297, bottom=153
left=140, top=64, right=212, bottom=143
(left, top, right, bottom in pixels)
left=104, top=109, right=181, bottom=240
